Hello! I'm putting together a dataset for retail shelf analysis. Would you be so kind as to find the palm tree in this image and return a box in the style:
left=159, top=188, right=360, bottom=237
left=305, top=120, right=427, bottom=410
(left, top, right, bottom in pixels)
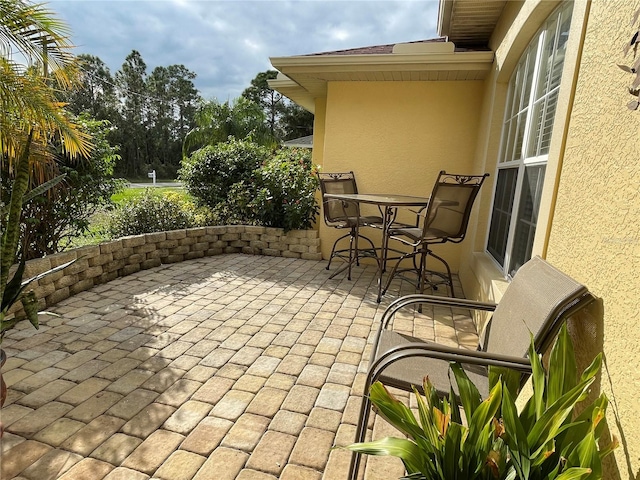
left=1, top=0, right=92, bottom=336
left=182, top=97, right=276, bottom=157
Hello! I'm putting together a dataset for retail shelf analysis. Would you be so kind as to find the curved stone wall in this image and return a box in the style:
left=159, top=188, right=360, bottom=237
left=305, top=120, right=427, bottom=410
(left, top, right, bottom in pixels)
left=14, top=226, right=321, bottom=316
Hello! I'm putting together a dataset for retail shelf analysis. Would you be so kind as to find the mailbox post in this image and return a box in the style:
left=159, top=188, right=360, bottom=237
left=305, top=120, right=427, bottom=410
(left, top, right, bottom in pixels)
left=147, top=170, right=156, bottom=185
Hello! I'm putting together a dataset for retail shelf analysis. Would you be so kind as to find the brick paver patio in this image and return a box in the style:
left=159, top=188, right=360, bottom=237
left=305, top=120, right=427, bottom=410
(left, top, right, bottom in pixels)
left=0, top=254, right=477, bottom=479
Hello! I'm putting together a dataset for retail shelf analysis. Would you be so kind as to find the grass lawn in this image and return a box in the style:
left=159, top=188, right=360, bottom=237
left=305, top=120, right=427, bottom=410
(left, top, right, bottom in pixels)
left=68, top=186, right=192, bottom=249
left=111, top=186, right=187, bottom=203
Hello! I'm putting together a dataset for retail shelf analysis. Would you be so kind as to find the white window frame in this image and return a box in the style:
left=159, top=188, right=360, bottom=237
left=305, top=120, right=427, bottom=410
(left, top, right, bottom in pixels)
left=487, top=3, right=572, bottom=277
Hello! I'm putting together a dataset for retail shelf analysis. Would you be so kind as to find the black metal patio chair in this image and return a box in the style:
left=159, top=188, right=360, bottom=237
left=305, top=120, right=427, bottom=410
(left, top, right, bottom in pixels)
left=382, top=170, right=489, bottom=298
left=317, top=172, right=383, bottom=280
left=348, top=255, right=596, bottom=479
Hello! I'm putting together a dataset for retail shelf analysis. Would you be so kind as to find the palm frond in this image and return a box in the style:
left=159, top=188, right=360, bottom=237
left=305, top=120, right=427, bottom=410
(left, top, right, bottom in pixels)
left=0, top=0, right=76, bottom=88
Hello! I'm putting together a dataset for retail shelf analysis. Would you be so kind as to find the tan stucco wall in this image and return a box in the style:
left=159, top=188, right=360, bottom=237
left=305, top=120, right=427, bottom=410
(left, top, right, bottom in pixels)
left=318, top=80, right=484, bottom=271
left=545, top=1, right=640, bottom=477
left=311, top=96, right=328, bottom=232
left=457, top=0, right=636, bottom=476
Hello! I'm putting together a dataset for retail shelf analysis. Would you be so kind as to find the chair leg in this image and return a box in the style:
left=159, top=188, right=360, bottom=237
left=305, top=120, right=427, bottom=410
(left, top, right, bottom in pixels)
left=417, top=246, right=429, bottom=295
left=326, top=233, right=350, bottom=271
left=382, top=250, right=418, bottom=296
left=428, top=250, right=455, bottom=297
left=348, top=377, right=375, bottom=480
left=347, top=228, right=357, bottom=280
left=328, top=228, right=380, bottom=281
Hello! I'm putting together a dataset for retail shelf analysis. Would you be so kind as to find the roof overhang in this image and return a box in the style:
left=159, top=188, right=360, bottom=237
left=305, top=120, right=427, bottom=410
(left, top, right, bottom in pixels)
left=438, top=0, right=506, bottom=46
left=269, top=41, right=494, bottom=113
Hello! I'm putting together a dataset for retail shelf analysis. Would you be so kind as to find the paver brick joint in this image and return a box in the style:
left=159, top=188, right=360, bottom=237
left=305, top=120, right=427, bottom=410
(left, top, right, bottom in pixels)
left=1, top=253, right=475, bottom=480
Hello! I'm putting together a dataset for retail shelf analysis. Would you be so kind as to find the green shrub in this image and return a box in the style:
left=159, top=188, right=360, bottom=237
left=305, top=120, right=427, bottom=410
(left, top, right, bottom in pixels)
left=179, top=138, right=270, bottom=209
left=180, top=139, right=319, bottom=231
left=107, top=189, right=207, bottom=237
left=247, top=148, right=319, bottom=231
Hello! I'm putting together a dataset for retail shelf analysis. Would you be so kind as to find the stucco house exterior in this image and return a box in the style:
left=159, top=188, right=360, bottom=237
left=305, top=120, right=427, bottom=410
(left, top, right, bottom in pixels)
left=268, top=1, right=639, bottom=478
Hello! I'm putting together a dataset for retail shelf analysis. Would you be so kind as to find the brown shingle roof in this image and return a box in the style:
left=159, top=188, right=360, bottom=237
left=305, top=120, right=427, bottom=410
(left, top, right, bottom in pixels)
left=302, top=37, right=488, bottom=56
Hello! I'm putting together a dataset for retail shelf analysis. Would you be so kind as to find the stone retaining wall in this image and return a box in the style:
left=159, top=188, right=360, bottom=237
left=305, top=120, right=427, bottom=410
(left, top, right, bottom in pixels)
left=15, top=226, right=321, bottom=316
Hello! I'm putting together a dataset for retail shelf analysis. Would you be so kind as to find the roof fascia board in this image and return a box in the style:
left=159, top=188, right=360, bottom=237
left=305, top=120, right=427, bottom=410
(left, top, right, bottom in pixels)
left=267, top=76, right=316, bottom=112
left=270, top=51, right=494, bottom=70
left=437, top=0, right=454, bottom=38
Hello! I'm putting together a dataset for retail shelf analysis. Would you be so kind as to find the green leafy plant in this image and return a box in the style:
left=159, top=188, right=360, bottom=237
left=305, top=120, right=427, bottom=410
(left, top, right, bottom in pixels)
left=2, top=115, right=124, bottom=259
left=182, top=97, right=276, bottom=157
left=107, top=188, right=208, bottom=237
left=180, top=137, right=270, bottom=209
left=181, top=139, right=319, bottom=231
left=230, top=148, right=319, bottom=231
left=345, top=324, right=617, bottom=479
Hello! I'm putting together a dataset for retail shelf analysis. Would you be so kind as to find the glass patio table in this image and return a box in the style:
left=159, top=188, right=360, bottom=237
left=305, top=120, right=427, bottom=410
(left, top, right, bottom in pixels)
left=323, top=192, right=432, bottom=302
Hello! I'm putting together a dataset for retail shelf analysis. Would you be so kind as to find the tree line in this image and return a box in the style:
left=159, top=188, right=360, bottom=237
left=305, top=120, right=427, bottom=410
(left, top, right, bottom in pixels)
left=63, top=51, right=313, bottom=178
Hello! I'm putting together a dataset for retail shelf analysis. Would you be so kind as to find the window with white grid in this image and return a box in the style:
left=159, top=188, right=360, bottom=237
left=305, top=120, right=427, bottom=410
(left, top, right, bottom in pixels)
left=487, top=2, right=572, bottom=277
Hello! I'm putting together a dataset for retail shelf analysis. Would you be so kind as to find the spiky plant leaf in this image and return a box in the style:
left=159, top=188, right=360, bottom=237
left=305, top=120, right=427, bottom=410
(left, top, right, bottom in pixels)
left=502, top=385, right=531, bottom=479
left=527, top=375, right=595, bottom=458
left=554, top=467, right=593, bottom=480
left=489, top=365, right=521, bottom=399
left=21, top=173, right=67, bottom=205
left=548, top=325, right=577, bottom=406
left=466, top=380, right=502, bottom=447
left=528, top=335, right=546, bottom=420
left=1, top=257, right=27, bottom=312
left=20, top=290, right=39, bottom=329
left=344, top=436, right=427, bottom=476
left=442, top=422, right=464, bottom=478
left=450, top=363, right=481, bottom=418
left=369, top=382, right=424, bottom=441
left=566, top=431, right=600, bottom=480
left=556, top=394, right=608, bottom=451
left=449, top=385, right=462, bottom=425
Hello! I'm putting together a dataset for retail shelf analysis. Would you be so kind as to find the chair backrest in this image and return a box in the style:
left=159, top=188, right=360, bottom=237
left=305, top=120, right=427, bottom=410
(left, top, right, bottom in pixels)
left=423, top=171, right=489, bottom=241
left=480, top=256, right=594, bottom=359
left=317, top=172, right=359, bottom=225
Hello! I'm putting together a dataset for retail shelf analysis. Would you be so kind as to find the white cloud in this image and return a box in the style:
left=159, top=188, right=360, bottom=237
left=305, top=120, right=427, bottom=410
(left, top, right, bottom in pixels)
left=50, top=0, right=440, bottom=99
left=329, top=28, right=351, bottom=42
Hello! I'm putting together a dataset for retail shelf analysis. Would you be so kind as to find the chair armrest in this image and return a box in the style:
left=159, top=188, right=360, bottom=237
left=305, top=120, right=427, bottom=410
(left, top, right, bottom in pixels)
left=326, top=197, right=361, bottom=220
left=380, top=294, right=497, bottom=329
left=370, top=341, right=533, bottom=385
left=407, top=206, right=426, bottom=227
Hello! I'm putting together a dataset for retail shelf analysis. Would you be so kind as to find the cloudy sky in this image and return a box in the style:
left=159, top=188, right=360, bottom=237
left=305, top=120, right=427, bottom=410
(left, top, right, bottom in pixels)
left=50, top=0, right=440, bottom=100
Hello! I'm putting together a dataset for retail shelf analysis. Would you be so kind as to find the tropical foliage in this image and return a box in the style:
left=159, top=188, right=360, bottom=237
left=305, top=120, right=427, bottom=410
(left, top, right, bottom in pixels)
left=1, top=0, right=91, bottom=337
left=182, top=97, right=277, bottom=157
left=2, top=115, right=123, bottom=259
left=346, top=324, right=617, bottom=479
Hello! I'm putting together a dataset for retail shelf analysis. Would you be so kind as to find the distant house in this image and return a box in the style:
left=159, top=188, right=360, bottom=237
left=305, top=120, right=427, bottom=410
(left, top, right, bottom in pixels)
left=269, top=1, right=640, bottom=477
left=283, top=135, right=313, bottom=149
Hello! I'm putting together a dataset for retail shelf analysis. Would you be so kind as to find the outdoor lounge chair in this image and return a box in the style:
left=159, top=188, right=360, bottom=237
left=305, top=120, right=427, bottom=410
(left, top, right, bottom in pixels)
left=348, top=255, right=596, bottom=480
left=382, top=170, right=489, bottom=298
left=317, top=172, right=383, bottom=280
